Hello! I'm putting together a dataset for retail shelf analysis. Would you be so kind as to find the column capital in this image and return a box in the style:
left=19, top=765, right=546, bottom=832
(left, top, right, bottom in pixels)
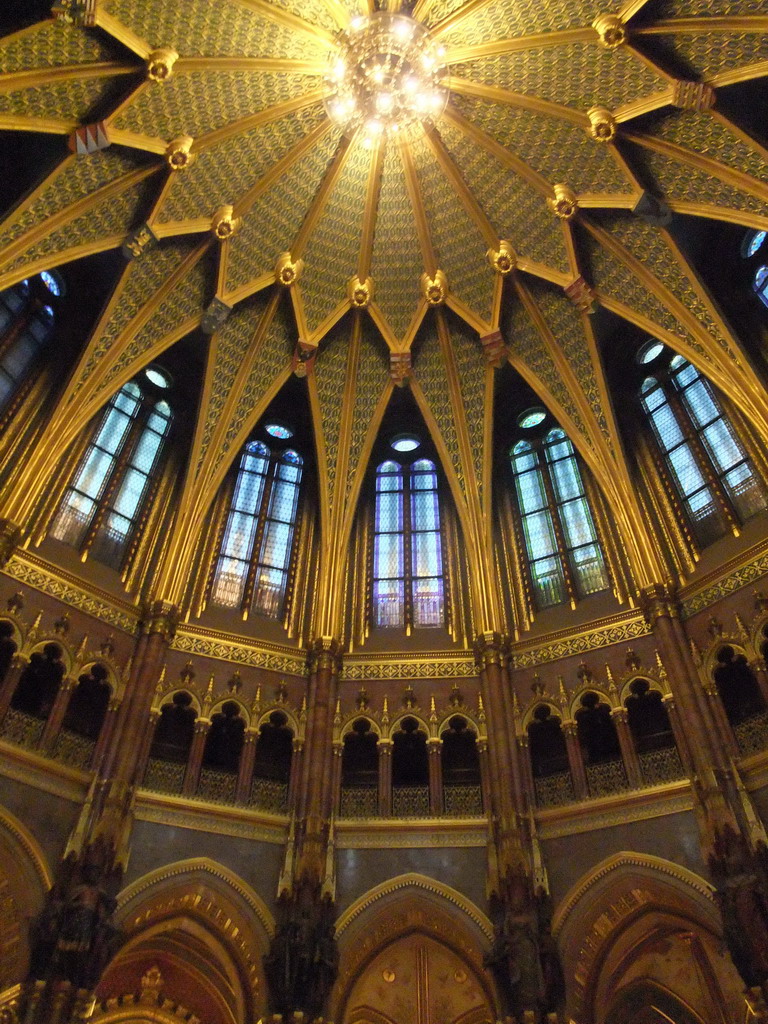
left=307, top=636, right=342, bottom=673
left=639, top=583, right=680, bottom=626
left=141, top=600, right=179, bottom=640
left=0, top=518, right=21, bottom=568
left=193, top=718, right=212, bottom=735
left=610, top=705, right=628, bottom=721
left=473, top=631, right=508, bottom=668
left=562, top=718, right=578, bottom=736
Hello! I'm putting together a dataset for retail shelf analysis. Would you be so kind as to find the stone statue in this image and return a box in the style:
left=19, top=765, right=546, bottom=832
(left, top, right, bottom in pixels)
left=28, top=837, right=123, bottom=991
left=484, top=866, right=565, bottom=1019
left=264, top=880, right=338, bottom=1019
left=708, top=824, right=768, bottom=989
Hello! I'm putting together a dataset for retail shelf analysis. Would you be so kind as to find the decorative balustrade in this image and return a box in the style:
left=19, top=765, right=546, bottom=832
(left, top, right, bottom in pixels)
left=585, top=759, right=628, bottom=798
left=143, top=757, right=185, bottom=795
left=197, top=767, right=237, bottom=804
left=638, top=746, right=685, bottom=786
left=53, top=729, right=95, bottom=770
left=0, top=708, right=44, bottom=749
left=392, top=785, right=430, bottom=818
left=339, top=785, right=378, bottom=818
left=534, top=771, right=575, bottom=809
left=249, top=777, right=288, bottom=814
left=734, top=710, right=768, bottom=758
left=443, top=784, right=483, bottom=817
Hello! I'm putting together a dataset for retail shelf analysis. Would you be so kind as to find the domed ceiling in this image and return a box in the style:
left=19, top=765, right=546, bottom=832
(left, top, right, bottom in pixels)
left=1, top=0, right=767, bottom=615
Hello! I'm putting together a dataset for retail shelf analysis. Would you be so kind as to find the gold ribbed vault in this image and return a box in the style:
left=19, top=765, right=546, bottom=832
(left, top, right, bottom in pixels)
left=1, top=0, right=767, bottom=628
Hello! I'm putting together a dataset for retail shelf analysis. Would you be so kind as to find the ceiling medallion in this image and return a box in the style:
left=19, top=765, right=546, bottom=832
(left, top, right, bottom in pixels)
left=325, top=12, right=448, bottom=147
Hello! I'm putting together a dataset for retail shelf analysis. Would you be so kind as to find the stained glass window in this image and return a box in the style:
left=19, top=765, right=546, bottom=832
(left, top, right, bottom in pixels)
left=755, top=265, right=768, bottom=309
left=211, top=443, right=303, bottom=618
left=510, top=432, right=608, bottom=608
left=50, top=380, right=172, bottom=565
left=641, top=356, right=765, bottom=545
left=744, top=230, right=767, bottom=259
left=373, top=458, right=444, bottom=628
left=0, top=280, right=55, bottom=414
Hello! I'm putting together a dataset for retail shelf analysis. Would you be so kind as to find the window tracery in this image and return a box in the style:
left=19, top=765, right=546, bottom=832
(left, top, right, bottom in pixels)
left=640, top=351, right=765, bottom=546
left=509, top=428, right=608, bottom=609
left=211, top=441, right=303, bottom=618
left=373, top=456, right=445, bottom=629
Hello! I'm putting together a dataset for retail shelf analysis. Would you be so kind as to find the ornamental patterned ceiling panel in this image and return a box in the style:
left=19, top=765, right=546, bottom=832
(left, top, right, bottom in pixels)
left=1, top=0, right=768, bottom=581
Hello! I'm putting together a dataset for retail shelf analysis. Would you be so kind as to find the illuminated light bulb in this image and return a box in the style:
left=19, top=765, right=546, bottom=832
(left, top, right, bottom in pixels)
left=366, top=118, right=383, bottom=135
left=376, top=92, right=394, bottom=113
left=403, top=75, right=419, bottom=94
left=333, top=58, right=346, bottom=79
left=372, top=65, right=385, bottom=84
left=393, top=18, right=413, bottom=38
left=437, top=45, right=446, bottom=56
left=350, top=15, right=365, bottom=30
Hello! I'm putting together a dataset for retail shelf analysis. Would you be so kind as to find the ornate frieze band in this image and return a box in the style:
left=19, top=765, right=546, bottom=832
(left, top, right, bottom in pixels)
left=3, top=553, right=138, bottom=634
left=341, top=655, right=476, bottom=681
left=171, top=628, right=307, bottom=676
left=511, top=615, right=650, bottom=669
left=680, top=546, right=768, bottom=619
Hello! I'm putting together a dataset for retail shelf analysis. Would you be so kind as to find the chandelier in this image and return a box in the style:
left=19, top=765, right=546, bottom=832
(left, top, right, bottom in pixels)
left=324, top=12, right=448, bottom=146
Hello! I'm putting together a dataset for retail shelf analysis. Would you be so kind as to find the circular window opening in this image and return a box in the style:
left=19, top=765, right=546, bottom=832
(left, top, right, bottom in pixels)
left=517, top=407, right=546, bottom=429
left=637, top=340, right=665, bottom=365
left=265, top=423, right=294, bottom=439
left=391, top=434, right=421, bottom=452
left=40, top=270, right=63, bottom=297
left=743, top=230, right=767, bottom=259
left=144, top=366, right=171, bottom=389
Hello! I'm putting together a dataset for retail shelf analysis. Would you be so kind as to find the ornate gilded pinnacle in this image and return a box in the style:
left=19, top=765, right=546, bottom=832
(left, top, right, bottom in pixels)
left=146, top=47, right=179, bottom=82
left=210, top=204, right=241, bottom=240
left=587, top=106, right=617, bottom=143
left=421, top=269, right=448, bottom=305
left=348, top=276, right=373, bottom=308
left=592, top=14, right=627, bottom=48
left=276, top=252, right=304, bottom=287
left=165, top=135, right=195, bottom=171
left=548, top=184, right=578, bottom=220
left=486, top=240, right=517, bottom=275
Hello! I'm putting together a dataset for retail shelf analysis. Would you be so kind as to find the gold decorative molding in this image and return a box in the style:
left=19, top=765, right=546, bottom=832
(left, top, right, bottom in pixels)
left=511, top=612, right=651, bottom=669
left=134, top=791, right=289, bottom=844
left=587, top=106, right=617, bottom=143
left=0, top=737, right=90, bottom=805
left=548, top=183, right=579, bottom=220
left=341, top=653, right=477, bottom=680
left=146, top=47, right=179, bottom=83
left=275, top=251, right=304, bottom=287
left=335, top=871, right=493, bottom=940
left=486, top=240, right=516, bottom=274
left=592, top=13, right=628, bottom=48
left=2, top=551, right=139, bottom=634
left=171, top=626, right=307, bottom=675
left=165, top=135, right=195, bottom=171
left=348, top=275, right=373, bottom=308
left=210, top=204, right=241, bottom=241
left=680, top=541, right=768, bottom=619
left=421, top=269, right=448, bottom=305
left=335, top=820, right=487, bottom=848
left=536, top=780, right=693, bottom=841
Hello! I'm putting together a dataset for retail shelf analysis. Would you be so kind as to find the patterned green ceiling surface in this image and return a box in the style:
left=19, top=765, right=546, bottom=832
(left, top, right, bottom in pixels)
left=0, top=0, right=767, bottom=517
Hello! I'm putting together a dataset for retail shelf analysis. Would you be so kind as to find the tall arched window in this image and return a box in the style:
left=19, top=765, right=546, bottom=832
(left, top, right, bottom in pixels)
left=0, top=273, right=60, bottom=415
left=510, top=428, right=608, bottom=608
left=50, top=370, right=172, bottom=566
left=373, top=457, right=445, bottom=629
left=640, top=351, right=765, bottom=546
left=211, top=442, right=303, bottom=618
